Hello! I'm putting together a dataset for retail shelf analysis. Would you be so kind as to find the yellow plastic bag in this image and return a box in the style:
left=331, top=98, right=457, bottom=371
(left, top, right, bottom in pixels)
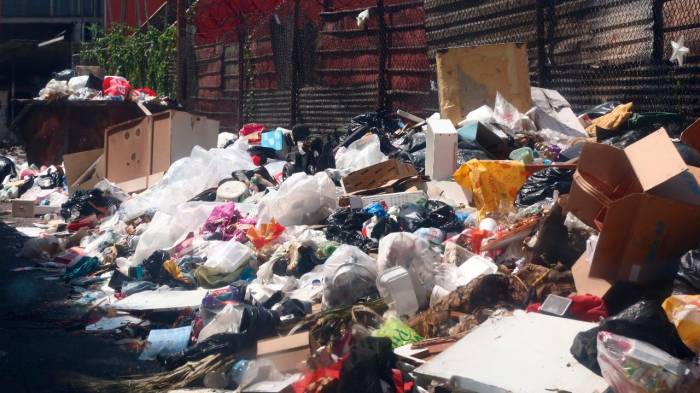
left=453, top=159, right=528, bottom=219
left=662, top=295, right=700, bottom=354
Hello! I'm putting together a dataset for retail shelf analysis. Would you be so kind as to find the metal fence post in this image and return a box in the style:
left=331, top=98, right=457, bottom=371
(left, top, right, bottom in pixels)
left=290, top=0, right=301, bottom=127
left=238, top=28, right=245, bottom=129
left=176, top=0, right=187, bottom=102
left=376, top=0, right=388, bottom=113
left=651, top=0, right=664, bottom=63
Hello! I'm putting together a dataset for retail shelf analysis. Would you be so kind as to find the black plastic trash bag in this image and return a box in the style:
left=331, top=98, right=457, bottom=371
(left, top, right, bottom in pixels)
left=342, top=111, right=400, bottom=155
left=570, top=300, right=694, bottom=375
left=60, top=188, right=121, bottom=220
left=52, top=69, right=75, bottom=81
left=160, top=304, right=278, bottom=370
left=598, top=129, right=647, bottom=146
left=142, top=250, right=170, bottom=282
left=337, top=336, right=399, bottom=393
left=515, top=167, right=575, bottom=207
left=36, top=169, right=64, bottom=189
left=0, top=155, right=16, bottom=184
left=674, top=246, right=700, bottom=295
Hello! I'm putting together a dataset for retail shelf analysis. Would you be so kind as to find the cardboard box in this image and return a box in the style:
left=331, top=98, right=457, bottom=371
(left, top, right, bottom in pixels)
left=257, top=332, right=309, bottom=373
left=105, top=110, right=219, bottom=186
left=568, top=129, right=700, bottom=294
left=435, top=43, right=532, bottom=124
left=151, top=110, right=219, bottom=173
left=105, top=117, right=153, bottom=183
left=341, top=159, right=420, bottom=195
left=11, top=200, right=61, bottom=218
left=681, top=117, right=700, bottom=151
left=426, top=119, right=458, bottom=181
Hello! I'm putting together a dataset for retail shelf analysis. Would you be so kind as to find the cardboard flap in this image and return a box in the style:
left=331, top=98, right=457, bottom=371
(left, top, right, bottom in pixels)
left=63, top=148, right=104, bottom=186
left=592, top=193, right=700, bottom=283
left=342, top=160, right=418, bottom=194
left=577, top=142, right=631, bottom=186
left=681, top=117, right=700, bottom=151
left=571, top=254, right=613, bottom=298
left=623, top=128, right=686, bottom=191
left=651, top=166, right=700, bottom=206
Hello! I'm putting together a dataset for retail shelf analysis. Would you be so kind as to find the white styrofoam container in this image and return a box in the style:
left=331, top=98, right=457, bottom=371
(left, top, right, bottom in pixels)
left=348, top=191, right=426, bottom=209
left=426, top=119, right=458, bottom=181
left=376, top=266, right=420, bottom=317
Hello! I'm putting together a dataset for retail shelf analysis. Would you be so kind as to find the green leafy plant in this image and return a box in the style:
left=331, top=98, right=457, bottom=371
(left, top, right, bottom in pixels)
left=80, top=24, right=177, bottom=97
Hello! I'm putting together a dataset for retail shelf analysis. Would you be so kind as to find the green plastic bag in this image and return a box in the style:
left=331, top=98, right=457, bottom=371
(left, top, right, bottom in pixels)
left=372, top=316, right=422, bottom=348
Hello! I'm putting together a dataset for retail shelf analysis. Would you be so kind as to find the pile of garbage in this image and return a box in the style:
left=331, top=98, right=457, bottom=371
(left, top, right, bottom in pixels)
left=35, top=69, right=170, bottom=104
left=4, top=86, right=700, bottom=393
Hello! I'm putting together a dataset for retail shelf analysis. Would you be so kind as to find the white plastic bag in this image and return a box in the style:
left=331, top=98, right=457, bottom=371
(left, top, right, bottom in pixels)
left=334, top=134, right=387, bottom=173
left=493, top=92, right=525, bottom=132
left=202, top=240, right=253, bottom=274
left=256, top=172, right=337, bottom=227
left=377, top=232, right=439, bottom=308
left=67, top=75, right=89, bottom=91
left=322, top=245, right=378, bottom=309
left=120, top=143, right=255, bottom=218
left=198, top=303, right=244, bottom=342
left=38, top=79, right=70, bottom=99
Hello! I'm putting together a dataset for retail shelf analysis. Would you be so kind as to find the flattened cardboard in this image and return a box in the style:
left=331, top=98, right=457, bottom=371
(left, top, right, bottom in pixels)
left=257, top=332, right=309, bottom=372
left=342, top=159, right=418, bottom=194
left=436, top=43, right=532, bottom=124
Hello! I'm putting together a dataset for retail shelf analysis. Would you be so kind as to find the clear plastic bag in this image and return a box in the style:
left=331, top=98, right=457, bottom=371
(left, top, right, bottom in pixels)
left=322, top=245, right=378, bottom=309
left=597, top=331, right=693, bottom=393
left=202, top=240, right=253, bottom=274
left=334, top=134, right=388, bottom=173
left=256, top=172, right=337, bottom=227
left=377, top=232, right=439, bottom=309
left=198, top=303, right=244, bottom=342
left=131, top=202, right=221, bottom=265
left=120, top=143, right=256, bottom=218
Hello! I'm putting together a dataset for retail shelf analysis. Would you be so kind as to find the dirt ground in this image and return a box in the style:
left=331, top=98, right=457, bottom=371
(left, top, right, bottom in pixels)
left=0, top=204, right=160, bottom=393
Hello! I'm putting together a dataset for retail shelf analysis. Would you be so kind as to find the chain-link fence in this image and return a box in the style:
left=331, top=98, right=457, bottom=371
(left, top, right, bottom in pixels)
left=188, top=0, right=699, bottom=133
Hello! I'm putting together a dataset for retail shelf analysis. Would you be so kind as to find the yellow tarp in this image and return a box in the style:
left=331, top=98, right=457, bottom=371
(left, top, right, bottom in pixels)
left=453, top=159, right=528, bottom=219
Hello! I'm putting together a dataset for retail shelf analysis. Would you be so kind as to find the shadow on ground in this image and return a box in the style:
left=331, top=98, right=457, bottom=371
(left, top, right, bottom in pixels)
left=0, top=220, right=160, bottom=393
